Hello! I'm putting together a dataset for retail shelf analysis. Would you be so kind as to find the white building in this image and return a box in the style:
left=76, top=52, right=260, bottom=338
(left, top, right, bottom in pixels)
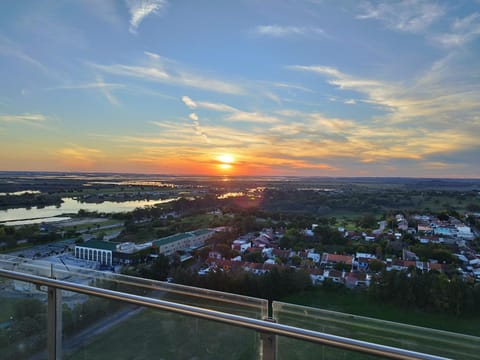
left=74, top=240, right=115, bottom=266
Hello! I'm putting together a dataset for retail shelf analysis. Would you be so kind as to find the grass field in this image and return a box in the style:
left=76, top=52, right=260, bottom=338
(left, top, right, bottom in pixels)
left=0, top=297, right=15, bottom=322
left=282, top=287, right=480, bottom=337
left=66, top=308, right=259, bottom=360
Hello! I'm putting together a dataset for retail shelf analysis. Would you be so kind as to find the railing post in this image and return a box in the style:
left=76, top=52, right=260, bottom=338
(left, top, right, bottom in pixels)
left=48, top=264, right=62, bottom=360
left=261, top=318, right=277, bottom=360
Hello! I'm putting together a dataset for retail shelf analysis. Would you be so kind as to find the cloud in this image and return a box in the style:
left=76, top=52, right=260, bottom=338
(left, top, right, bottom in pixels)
left=47, top=77, right=123, bottom=105
left=0, top=113, right=48, bottom=123
left=434, top=12, right=480, bottom=47
left=273, top=82, right=313, bottom=93
left=91, top=63, right=169, bottom=81
left=57, top=145, right=104, bottom=168
left=188, top=112, right=209, bottom=143
left=144, top=51, right=161, bottom=59
left=181, top=96, right=197, bottom=109
left=255, top=25, right=327, bottom=37
left=344, top=99, right=356, bottom=105
left=47, top=82, right=124, bottom=90
left=126, top=0, right=168, bottom=34
left=226, top=112, right=280, bottom=124
left=196, top=101, right=238, bottom=113
left=0, top=35, right=49, bottom=74
left=356, top=0, right=445, bottom=33
left=288, top=61, right=480, bottom=127
left=283, top=59, right=480, bottom=170
left=91, top=53, right=245, bottom=94
left=181, top=96, right=279, bottom=123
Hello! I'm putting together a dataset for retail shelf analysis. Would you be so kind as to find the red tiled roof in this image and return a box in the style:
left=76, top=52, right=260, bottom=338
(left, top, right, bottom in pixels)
left=322, top=253, right=353, bottom=265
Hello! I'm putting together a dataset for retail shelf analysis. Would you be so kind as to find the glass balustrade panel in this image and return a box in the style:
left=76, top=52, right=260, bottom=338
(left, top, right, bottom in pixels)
left=273, top=301, right=480, bottom=360
left=0, top=275, right=48, bottom=360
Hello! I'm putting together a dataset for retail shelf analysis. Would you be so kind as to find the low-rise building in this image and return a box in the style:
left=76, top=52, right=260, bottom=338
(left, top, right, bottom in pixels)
left=74, top=240, right=116, bottom=266
left=153, top=229, right=215, bottom=255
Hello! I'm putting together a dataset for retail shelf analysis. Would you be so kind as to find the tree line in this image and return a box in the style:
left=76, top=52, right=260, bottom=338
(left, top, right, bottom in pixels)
left=369, top=269, right=480, bottom=315
left=174, top=266, right=312, bottom=301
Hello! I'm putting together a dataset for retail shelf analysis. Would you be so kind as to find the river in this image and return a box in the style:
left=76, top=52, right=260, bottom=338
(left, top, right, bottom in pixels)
left=0, top=197, right=179, bottom=224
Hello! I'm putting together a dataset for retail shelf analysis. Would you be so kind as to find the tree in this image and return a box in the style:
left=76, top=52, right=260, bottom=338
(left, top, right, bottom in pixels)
left=150, top=255, right=170, bottom=280
left=244, top=251, right=264, bottom=263
left=358, top=213, right=377, bottom=229
left=369, top=259, right=385, bottom=273
left=333, top=262, right=351, bottom=272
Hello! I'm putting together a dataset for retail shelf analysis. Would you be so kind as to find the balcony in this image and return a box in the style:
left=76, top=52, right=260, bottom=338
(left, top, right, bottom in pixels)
left=0, top=254, right=477, bottom=360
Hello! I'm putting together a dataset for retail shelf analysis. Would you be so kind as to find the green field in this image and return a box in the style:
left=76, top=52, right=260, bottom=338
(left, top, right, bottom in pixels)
left=0, top=297, right=15, bottom=323
left=282, top=287, right=480, bottom=337
left=66, top=308, right=259, bottom=360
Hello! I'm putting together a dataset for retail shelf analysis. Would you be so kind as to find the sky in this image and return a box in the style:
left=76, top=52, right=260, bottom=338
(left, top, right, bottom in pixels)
left=0, top=0, right=479, bottom=177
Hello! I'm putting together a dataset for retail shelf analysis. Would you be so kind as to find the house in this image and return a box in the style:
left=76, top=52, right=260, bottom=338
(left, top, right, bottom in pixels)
left=272, top=248, right=292, bottom=260
left=418, top=224, right=433, bottom=233
left=321, top=253, right=353, bottom=268
left=402, top=249, right=417, bottom=261
left=307, top=252, right=321, bottom=263
left=456, top=226, right=474, bottom=240
left=354, top=253, right=376, bottom=272
left=232, top=239, right=252, bottom=253
left=323, top=269, right=344, bottom=283
left=262, top=247, right=273, bottom=258
left=307, top=268, right=325, bottom=285
left=345, top=272, right=370, bottom=288
left=419, top=236, right=442, bottom=244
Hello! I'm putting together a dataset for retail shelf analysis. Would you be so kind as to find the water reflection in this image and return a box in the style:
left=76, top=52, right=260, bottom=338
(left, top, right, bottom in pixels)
left=0, top=190, right=42, bottom=196
left=0, top=197, right=179, bottom=223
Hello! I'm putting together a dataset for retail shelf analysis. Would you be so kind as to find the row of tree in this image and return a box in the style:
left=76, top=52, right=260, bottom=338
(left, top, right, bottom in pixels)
left=369, top=269, right=480, bottom=315
left=174, top=267, right=312, bottom=301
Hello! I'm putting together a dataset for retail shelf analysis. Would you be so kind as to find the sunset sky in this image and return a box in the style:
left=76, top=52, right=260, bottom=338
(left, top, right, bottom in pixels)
left=0, top=1, right=479, bottom=177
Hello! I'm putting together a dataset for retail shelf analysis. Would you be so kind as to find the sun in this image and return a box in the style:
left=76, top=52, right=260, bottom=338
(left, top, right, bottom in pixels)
left=217, top=154, right=235, bottom=164
left=216, top=154, right=235, bottom=172
left=219, top=163, right=232, bottom=170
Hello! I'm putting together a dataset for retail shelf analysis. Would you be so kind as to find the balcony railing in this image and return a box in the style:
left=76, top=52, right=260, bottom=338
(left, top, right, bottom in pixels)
left=0, top=255, right=477, bottom=360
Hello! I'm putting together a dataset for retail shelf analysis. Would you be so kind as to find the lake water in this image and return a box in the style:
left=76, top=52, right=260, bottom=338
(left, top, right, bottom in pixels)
left=0, top=197, right=179, bottom=224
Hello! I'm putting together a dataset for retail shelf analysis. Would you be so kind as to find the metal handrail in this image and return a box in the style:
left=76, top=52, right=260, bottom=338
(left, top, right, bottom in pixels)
left=0, top=268, right=448, bottom=360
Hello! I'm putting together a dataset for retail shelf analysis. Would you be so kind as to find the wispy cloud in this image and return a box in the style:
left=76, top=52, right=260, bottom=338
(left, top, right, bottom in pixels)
left=226, top=112, right=280, bottom=124
left=0, top=113, right=48, bottom=123
left=181, top=96, right=197, bottom=109
left=91, top=53, right=245, bottom=95
left=255, top=25, right=327, bottom=37
left=273, top=82, right=313, bottom=93
left=196, top=101, right=238, bottom=113
left=57, top=145, right=104, bottom=168
left=47, top=82, right=124, bottom=90
left=434, top=12, right=480, bottom=47
left=0, top=35, right=49, bottom=74
left=181, top=96, right=279, bottom=124
left=188, top=112, right=209, bottom=143
left=46, top=77, right=123, bottom=105
left=126, top=0, right=168, bottom=34
left=356, top=0, right=445, bottom=33
left=286, top=61, right=480, bottom=169
left=288, top=62, right=480, bottom=126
